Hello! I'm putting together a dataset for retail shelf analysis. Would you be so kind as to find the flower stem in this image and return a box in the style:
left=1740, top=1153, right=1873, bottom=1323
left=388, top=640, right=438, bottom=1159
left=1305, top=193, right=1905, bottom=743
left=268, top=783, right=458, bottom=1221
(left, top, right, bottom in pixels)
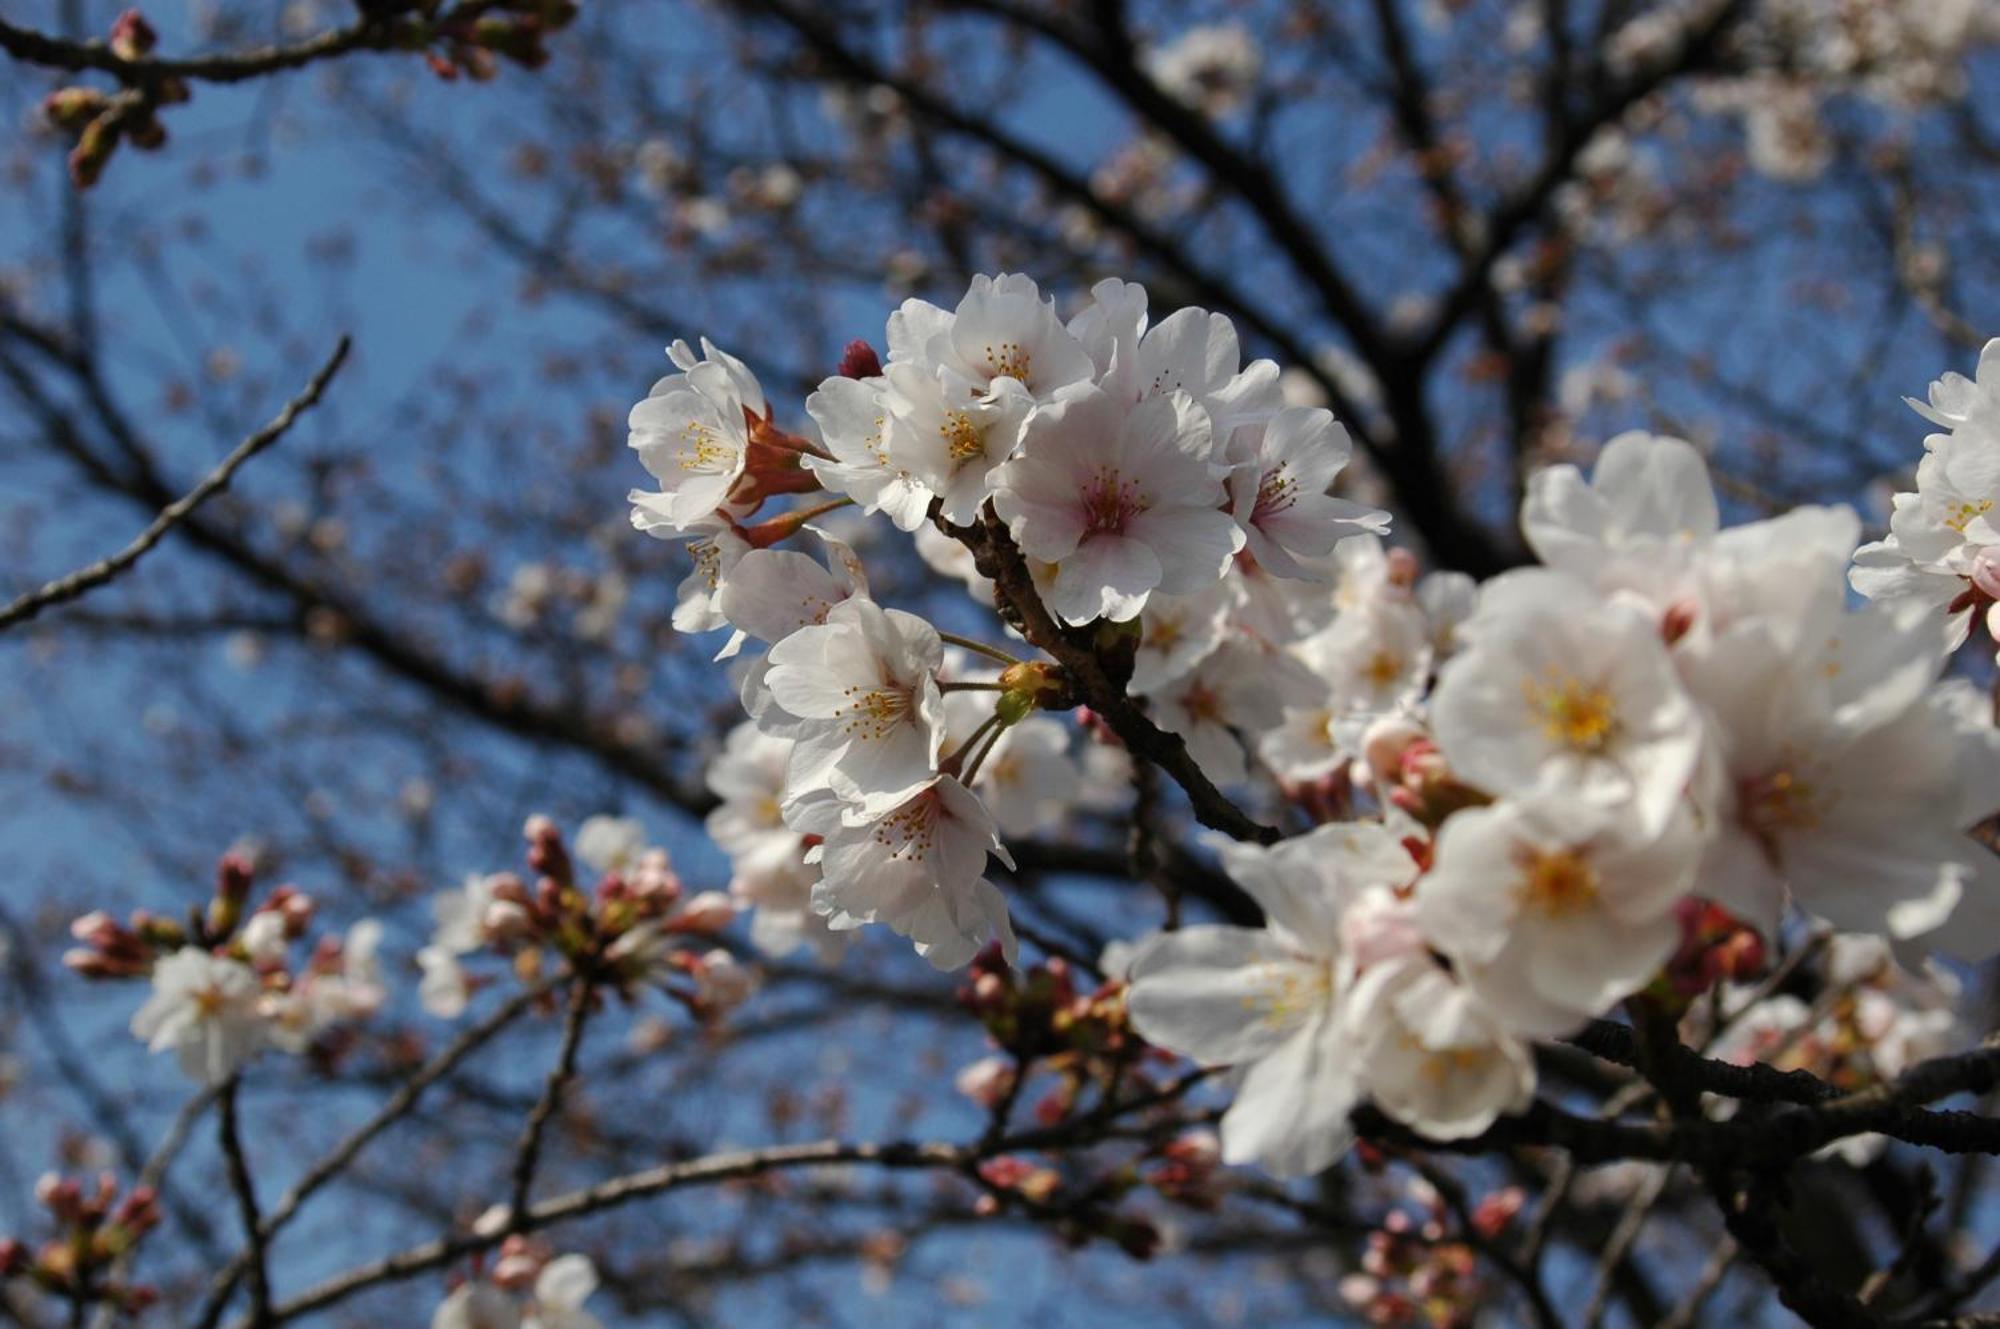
left=938, top=631, right=1021, bottom=666
left=958, top=721, right=1009, bottom=786
left=941, top=712, right=1004, bottom=778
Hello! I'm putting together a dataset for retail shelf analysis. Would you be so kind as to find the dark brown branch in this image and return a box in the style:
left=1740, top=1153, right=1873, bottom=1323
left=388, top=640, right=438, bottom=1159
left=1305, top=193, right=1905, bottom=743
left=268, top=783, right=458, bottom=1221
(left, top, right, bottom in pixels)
left=216, top=1080, right=271, bottom=1328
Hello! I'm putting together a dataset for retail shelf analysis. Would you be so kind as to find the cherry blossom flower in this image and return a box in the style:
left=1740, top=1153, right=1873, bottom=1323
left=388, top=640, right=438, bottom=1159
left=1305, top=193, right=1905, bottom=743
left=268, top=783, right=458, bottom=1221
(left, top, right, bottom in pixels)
left=1346, top=955, right=1537, bottom=1141
left=881, top=364, right=1033, bottom=524
left=711, top=529, right=869, bottom=660
left=268, top=919, right=386, bottom=1052
left=1129, top=583, right=1233, bottom=695
left=969, top=716, right=1080, bottom=837
left=1079, top=285, right=1282, bottom=436
left=1908, top=338, right=2000, bottom=434
left=1415, top=799, right=1703, bottom=1035
left=418, top=947, right=472, bottom=1020
left=1261, top=598, right=1434, bottom=782
left=129, top=949, right=268, bottom=1085
left=1429, top=569, right=1703, bottom=834
left=1148, top=640, right=1286, bottom=787
left=646, top=507, right=754, bottom=636
left=1223, top=406, right=1389, bottom=580
left=890, top=272, right=1095, bottom=403
left=574, top=816, right=647, bottom=875
left=704, top=722, right=810, bottom=881
left=789, top=779, right=1017, bottom=970
left=1521, top=431, right=1717, bottom=598
left=1678, top=607, right=2000, bottom=951
left=1125, top=824, right=1422, bottom=1175
left=761, top=598, right=946, bottom=815
left=1143, top=23, right=1262, bottom=116
left=627, top=341, right=762, bottom=532
left=991, top=386, right=1242, bottom=624
left=803, top=374, right=935, bottom=531
left=524, top=1254, right=602, bottom=1329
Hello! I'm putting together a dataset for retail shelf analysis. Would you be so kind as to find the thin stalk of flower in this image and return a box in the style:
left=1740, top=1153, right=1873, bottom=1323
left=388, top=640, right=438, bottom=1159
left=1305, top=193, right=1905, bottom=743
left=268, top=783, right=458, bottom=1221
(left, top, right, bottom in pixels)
left=937, top=631, right=1021, bottom=666
left=956, top=717, right=1012, bottom=787
left=941, top=711, right=1005, bottom=779
left=941, top=680, right=1006, bottom=693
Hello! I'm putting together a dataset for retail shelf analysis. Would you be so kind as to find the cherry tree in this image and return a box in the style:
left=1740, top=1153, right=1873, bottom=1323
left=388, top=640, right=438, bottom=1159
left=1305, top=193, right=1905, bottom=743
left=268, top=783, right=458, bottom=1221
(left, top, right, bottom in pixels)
left=3, top=3, right=2000, bottom=1328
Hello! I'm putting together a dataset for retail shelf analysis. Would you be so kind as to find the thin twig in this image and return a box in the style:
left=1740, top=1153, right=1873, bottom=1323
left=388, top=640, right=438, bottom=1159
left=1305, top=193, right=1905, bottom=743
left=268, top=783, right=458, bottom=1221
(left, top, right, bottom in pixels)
left=0, top=336, right=350, bottom=633
left=191, top=979, right=554, bottom=1328
left=506, top=976, right=595, bottom=1229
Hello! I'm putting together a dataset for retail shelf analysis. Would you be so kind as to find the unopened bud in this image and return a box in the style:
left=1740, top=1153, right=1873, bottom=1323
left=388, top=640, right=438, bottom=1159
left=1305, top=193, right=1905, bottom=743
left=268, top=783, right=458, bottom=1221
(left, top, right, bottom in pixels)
left=108, top=9, right=157, bottom=61
left=1360, top=715, right=1426, bottom=786
left=1384, top=547, right=1420, bottom=589
left=68, top=115, right=121, bottom=189
left=40, top=87, right=109, bottom=131
left=1971, top=548, right=2000, bottom=602
left=694, top=949, right=754, bottom=1013
left=835, top=339, right=882, bottom=379
left=953, top=1055, right=1016, bottom=1108
left=1660, top=599, right=1699, bottom=646
left=216, top=853, right=255, bottom=905
left=670, top=890, right=734, bottom=934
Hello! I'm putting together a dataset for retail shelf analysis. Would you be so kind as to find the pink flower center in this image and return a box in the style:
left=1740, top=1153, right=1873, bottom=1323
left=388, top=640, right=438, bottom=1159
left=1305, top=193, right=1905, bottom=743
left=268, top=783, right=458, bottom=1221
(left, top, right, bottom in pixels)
left=1081, top=466, right=1147, bottom=536
left=1252, top=464, right=1299, bottom=524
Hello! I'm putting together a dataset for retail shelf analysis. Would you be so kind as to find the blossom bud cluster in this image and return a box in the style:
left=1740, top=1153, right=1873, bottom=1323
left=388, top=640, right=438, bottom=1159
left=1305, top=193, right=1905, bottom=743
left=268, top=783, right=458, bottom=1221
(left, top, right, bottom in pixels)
left=1336, top=1173, right=1521, bottom=1329
left=417, top=815, right=742, bottom=1021
left=953, top=949, right=1158, bottom=1130
left=0, top=1172, right=161, bottom=1315
left=69, top=853, right=385, bottom=1085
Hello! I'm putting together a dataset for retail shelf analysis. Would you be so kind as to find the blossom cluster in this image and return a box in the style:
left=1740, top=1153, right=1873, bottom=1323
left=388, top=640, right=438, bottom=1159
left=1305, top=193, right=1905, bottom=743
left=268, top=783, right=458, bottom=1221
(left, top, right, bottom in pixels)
left=630, top=274, right=1388, bottom=968
left=1852, top=338, right=2000, bottom=651
left=632, top=276, right=2000, bottom=1177
left=67, top=853, right=385, bottom=1085
left=1124, top=423, right=2000, bottom=1172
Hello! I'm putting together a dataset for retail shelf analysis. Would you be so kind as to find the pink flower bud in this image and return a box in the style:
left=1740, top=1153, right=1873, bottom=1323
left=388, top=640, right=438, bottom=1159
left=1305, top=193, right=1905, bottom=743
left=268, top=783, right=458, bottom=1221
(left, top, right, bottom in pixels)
left=670, top=890, right=734, bottom=934
left=482, top=899, right=534, bottom=945
left=1360, top=716, right=1427, bottom=786
left=694, top=949, right=754, bottom=1012
left=836, top=339, right=883, bottom=379
left=69, top=911, right=118, bottom=945
left=108, top=9, right=157, bottom=61
left=953, top=1055, right=1016, bottom=1108
left=1971, top=548, right=2000, bottom=602
left=1384, top=547, right=1420, bottom=588
left=216, top=853, right=255, bottom=905
left=1660, top=598, right=1699, bottom=646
